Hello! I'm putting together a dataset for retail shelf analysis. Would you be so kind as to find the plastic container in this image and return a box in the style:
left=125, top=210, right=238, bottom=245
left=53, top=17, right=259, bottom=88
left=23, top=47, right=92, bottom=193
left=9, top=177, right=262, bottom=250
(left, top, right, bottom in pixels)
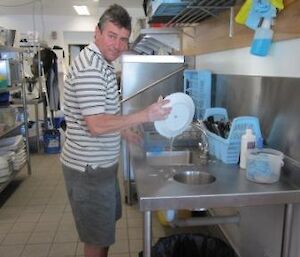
left=250, top=18, right=273, bottom=57
left=246, top=148, right=284, bottom=184
left=43, top=129, right=61, bottom=154
left=184, top=69, right=211, bottom=120
left=203, top=108, right=262, bottom=164
left=239, top=128, right=256, bottom=169
left=150, top=0, right=187, bottom=16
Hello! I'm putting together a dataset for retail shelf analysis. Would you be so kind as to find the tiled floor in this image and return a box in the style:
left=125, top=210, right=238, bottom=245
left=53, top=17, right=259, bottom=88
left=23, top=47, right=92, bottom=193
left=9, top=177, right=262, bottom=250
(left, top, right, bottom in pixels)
left=0, top=153, right=208, bottom=257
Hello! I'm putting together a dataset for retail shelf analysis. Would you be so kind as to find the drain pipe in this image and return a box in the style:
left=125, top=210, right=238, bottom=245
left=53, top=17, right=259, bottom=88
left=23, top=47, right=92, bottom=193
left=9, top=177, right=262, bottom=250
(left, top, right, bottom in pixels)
left=170, top=214, right=240, bottom=227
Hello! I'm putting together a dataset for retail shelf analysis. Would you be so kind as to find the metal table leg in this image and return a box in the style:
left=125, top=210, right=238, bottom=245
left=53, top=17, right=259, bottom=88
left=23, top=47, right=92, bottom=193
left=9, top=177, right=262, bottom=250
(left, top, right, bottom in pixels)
left=281, top=203, right=294, bottom=257
left=34, top=101, right=40, bottom=152
left=144, top=211, right=152, bottom=257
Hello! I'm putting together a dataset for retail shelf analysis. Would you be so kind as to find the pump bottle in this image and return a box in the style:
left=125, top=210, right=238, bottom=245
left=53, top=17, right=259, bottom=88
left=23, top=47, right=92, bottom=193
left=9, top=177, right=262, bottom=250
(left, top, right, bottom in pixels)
left=240, top=128, right=256, bottom=169
left=250, top=18, right=273, bottom=57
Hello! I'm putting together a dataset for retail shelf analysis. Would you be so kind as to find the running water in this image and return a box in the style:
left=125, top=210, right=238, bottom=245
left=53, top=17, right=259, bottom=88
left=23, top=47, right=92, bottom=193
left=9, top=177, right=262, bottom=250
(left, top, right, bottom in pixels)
left=169, top=137, right=175, bottom=152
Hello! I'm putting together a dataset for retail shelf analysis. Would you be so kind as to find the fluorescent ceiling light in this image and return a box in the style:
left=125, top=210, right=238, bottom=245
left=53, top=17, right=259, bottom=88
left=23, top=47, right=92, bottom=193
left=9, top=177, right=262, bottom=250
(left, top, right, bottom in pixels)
left=73, top=5, right=90, bottom=15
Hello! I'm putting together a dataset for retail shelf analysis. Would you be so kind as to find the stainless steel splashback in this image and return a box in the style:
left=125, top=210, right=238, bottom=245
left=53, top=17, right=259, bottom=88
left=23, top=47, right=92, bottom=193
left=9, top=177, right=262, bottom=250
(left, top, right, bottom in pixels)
left=214, top=75, right=300, bottom=162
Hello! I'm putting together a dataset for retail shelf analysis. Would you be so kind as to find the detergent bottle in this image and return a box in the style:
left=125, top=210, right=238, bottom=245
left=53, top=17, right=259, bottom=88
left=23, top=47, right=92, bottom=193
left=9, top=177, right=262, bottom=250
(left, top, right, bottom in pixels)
left=250, top=18, right=273, bottom=56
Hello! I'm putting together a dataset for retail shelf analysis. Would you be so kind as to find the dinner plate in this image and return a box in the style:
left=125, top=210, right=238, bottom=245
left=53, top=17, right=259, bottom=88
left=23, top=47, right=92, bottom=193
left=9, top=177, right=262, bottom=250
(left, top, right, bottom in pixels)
left=154, top=92, right=195, bottom=138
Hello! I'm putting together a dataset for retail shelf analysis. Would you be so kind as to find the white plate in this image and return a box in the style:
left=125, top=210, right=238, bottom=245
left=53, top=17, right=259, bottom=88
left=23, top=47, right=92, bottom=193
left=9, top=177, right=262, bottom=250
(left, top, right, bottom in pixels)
left=154, top=92, right=195, bottom=138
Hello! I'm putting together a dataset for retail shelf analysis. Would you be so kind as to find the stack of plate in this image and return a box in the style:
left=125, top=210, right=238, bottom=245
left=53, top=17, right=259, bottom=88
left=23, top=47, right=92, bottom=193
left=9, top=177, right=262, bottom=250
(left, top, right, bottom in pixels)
left=0, top=135, right=24, bottom=151
left=0, top=135, right=26, bottom=172
left=0, top=156, right=11, bottom=183
left=13, top=147, right=27, bottom=171
left=154, top=92, right=195, bottom=138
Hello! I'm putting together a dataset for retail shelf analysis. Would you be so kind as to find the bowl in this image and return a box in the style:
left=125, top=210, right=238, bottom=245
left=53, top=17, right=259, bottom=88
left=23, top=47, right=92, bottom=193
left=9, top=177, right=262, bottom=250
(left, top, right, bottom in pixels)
left=246, top=148, right=284, bottom=184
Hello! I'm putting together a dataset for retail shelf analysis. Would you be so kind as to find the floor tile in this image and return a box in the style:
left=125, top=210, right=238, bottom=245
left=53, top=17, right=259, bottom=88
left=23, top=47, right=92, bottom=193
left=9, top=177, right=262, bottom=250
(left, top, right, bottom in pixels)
left=20, top=243, right=51, bottom=257
left=127, top=217, right=143, bottom=228
left=129, top=239, right=143, bottom=253
left=0, top=245, right=25, bottom=257
left=2, top=232, right=31, bottom=245
left=10, top=222, right=36, bottom=233
left=128, top=227, right=143, bottom=239
left=53, top=230, right=79, bottom=243
left=0, top=233, right=6, bottom=243
left=48, top=242, right=77, bottom=257
left=110, top=239, right=129, bottom=254
left=27, top=231, right=55, bottom=244
left=34, top=220, right=60, bottom=232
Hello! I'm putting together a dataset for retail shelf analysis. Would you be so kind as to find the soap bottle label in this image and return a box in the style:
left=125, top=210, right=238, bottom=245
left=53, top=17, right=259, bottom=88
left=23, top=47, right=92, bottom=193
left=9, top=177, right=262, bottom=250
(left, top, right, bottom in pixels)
left=247, top=141, right=255, bottom=149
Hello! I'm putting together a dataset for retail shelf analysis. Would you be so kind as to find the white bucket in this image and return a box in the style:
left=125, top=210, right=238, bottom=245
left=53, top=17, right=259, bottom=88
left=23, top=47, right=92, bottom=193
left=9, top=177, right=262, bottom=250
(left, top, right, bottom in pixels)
left=246, top=148, right=284, bottom=184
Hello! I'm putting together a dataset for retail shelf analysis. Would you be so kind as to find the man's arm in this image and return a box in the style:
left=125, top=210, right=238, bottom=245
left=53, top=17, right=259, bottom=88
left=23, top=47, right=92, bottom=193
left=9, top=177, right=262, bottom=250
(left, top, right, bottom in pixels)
left=84, top=99, right=171, bottom=136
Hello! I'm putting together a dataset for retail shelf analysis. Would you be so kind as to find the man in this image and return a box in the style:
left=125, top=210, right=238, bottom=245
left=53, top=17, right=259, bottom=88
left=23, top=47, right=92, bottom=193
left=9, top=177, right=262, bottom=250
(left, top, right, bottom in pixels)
left=60, top=4, right=171, bottom=257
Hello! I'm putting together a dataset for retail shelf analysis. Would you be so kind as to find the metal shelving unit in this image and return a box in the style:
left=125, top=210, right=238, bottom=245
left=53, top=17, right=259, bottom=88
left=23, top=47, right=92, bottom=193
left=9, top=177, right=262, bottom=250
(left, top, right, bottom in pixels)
left=0, top=46, right=31, bottom=193
left=133, top=0, right=236, bottom=54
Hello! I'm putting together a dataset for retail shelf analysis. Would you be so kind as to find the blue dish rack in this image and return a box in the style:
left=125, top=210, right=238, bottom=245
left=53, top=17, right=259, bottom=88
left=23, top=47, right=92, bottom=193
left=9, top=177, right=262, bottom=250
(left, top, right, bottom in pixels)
left=184, top=69, right=212, bottom=120
left=150, top=0, right=188, bottom=16
left=203, top=108, right=262, bottom=164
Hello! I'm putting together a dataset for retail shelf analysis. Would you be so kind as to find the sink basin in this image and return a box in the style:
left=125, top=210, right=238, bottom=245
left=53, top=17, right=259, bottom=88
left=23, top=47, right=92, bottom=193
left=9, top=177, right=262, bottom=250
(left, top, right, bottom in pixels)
left=146, top=150, right=191, bottom=166
left=173, top=171, right=216, bottom=185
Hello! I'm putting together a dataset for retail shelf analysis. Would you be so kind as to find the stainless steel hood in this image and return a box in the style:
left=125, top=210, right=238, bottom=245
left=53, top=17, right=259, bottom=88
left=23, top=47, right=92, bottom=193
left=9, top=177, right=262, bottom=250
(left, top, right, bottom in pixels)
left=130, top=28, right=181, bottom=55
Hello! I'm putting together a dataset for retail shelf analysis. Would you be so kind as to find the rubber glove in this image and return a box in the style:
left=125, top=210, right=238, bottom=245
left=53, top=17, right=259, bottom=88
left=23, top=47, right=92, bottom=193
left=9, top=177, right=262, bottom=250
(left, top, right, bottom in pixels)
left=235, top=0, right=253, bottom=25
left=271, top=0, right=284, bottom=10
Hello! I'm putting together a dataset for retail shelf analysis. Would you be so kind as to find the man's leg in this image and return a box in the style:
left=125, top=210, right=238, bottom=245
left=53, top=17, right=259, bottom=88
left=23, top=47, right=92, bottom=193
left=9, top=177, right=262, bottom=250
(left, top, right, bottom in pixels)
left=84, top=243, right=109, bottom=257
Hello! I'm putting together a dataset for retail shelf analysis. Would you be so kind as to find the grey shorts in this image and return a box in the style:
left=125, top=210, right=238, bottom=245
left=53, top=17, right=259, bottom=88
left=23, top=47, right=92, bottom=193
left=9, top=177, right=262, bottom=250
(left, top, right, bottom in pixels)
left=62, top=164, right=121, bottom=247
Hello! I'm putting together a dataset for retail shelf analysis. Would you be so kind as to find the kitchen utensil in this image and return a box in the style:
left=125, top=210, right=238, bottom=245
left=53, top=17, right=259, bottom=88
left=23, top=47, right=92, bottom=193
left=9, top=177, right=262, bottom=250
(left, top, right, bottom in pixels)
left=154, top=92, right=195, bottom=138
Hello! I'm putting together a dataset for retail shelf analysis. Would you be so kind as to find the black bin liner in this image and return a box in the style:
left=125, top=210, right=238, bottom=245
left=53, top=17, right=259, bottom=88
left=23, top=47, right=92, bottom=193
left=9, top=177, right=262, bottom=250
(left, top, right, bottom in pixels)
left=139, top=233, right=235, bottom=257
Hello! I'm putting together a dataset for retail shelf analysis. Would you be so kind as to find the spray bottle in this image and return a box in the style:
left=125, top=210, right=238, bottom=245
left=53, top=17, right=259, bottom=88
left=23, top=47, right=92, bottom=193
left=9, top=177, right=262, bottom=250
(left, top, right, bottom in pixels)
left=250, top=18, right=273, bottom=56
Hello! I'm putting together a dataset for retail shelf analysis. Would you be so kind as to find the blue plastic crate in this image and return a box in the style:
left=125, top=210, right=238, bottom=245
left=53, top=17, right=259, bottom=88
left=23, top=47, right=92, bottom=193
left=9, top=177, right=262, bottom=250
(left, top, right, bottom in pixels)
left=184, top=69, right=212, bottom=120
left=203, top=108, right=262, bottom=164
left=151, top=0, right=188, bottom=16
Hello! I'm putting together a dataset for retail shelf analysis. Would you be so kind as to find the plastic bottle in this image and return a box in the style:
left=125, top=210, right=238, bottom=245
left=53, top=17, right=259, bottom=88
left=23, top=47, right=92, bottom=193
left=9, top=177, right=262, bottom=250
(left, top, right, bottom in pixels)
left=250, top=18, right=274, bottom=57
left=240, top=128, right=256, bottom=169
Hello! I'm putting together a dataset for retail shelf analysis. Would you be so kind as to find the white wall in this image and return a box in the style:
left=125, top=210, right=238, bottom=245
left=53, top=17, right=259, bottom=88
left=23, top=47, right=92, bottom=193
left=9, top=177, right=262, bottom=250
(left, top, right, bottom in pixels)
left=0, top=8, right=145, bottom=68
left=195, top=38, right=300, bottom=78
left=0, top=9, right=144, bottom=123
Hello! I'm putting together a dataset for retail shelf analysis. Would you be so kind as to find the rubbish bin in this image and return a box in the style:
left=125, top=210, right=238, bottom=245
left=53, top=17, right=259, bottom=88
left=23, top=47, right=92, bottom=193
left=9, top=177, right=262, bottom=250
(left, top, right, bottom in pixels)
left=139, top=233, right=235, bottom=257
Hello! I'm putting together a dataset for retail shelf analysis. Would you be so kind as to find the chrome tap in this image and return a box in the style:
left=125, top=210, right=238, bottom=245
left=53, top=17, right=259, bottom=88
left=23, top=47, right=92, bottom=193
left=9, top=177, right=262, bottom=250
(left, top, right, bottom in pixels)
left=192, top=119, right=209, bottom=157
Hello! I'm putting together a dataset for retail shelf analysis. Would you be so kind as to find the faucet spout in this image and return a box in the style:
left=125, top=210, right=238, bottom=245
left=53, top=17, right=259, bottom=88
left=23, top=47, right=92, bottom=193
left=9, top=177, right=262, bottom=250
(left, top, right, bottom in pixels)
left=192, top=120, right=209, bottom=157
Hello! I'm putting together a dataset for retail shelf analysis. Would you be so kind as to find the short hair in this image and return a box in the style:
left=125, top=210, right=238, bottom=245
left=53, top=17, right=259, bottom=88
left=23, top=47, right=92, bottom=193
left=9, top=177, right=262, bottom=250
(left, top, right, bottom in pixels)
left=98, top=4, right=132, bottom=32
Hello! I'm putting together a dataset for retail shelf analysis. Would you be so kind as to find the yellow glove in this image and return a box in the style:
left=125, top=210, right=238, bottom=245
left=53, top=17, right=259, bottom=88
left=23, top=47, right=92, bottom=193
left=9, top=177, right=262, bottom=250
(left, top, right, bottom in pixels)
left=235, top=0, right=254, bottom=25
left=271, top=0, right=284, bottom=10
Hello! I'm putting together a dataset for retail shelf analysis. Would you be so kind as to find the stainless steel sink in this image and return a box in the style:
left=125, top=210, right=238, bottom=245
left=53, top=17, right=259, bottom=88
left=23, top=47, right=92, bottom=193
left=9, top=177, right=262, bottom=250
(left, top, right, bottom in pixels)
left=146, top=150, right=191, bottom=166
left=173, top=171, right=216, bottom=185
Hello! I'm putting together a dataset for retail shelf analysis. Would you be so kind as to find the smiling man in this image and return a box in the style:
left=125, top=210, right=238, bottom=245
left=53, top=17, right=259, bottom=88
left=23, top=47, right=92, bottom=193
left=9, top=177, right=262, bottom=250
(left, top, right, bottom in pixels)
left=60, top=4, right=171, bottom=257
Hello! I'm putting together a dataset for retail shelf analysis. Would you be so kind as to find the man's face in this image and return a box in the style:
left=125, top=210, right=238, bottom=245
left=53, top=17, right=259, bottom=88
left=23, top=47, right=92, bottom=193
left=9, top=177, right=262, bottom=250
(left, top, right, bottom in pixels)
left=95, top=21, right=130, bottom=62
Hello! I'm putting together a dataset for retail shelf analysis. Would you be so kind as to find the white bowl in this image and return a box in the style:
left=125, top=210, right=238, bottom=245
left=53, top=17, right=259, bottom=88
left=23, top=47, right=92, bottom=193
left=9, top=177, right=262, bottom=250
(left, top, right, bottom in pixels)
left=154, top=92, right=195, bottom=138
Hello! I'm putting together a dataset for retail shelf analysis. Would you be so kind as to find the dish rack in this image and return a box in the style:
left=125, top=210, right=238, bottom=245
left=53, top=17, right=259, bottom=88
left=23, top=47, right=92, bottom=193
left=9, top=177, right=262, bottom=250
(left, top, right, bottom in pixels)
left=203, top=108, right=262, bottom=164
left=184, top=69, right=211, bottom=120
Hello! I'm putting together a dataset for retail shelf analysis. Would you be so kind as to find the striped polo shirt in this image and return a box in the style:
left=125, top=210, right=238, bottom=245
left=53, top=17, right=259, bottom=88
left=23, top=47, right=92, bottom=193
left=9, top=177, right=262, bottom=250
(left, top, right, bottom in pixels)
left=60, top=43, right=120, bottom=172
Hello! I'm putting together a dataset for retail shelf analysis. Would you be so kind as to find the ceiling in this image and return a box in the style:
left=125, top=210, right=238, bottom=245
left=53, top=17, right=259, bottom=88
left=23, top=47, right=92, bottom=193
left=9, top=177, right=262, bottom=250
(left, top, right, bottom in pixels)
left=0, top=0, right=143, bottom=16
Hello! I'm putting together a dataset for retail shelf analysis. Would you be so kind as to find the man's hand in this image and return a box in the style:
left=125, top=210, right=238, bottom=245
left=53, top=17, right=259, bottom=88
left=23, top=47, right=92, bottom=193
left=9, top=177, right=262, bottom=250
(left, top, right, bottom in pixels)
left=144, top=96, right=172, bottom=122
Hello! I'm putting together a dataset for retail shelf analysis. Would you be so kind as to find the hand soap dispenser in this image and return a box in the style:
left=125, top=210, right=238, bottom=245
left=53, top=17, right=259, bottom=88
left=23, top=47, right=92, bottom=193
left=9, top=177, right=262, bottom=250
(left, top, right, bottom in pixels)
left=250, top=18, right=273, bottom=56
left=240, top=128, right=256, bottom=169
